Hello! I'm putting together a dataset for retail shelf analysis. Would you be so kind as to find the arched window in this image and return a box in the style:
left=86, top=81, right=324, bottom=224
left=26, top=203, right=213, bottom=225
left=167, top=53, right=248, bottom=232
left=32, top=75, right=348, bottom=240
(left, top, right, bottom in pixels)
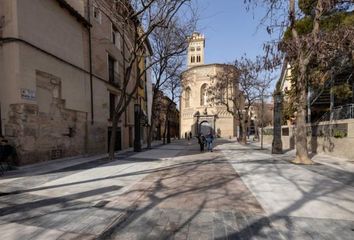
left=200, top=84, right=208, bottom=106
left=190, top=47, right=195, bottom=52
left=197, top=55, right=201, bottom=62
left=185, top=87, right=191, bottom=108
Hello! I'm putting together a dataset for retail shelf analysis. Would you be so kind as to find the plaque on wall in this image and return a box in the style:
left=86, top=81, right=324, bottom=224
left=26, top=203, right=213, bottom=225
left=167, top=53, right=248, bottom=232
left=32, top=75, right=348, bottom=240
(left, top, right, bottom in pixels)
left=20, top=88, right=36, bottom=101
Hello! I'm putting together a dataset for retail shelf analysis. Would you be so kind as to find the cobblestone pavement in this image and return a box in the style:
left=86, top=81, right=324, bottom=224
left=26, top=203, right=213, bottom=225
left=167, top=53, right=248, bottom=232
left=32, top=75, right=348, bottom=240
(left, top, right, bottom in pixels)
left=0, top=142, right=177, bottom=239
left=220, top=142, right=354, bottom=240
left=107, top=141, right=354, bottom=240
left=107, top=141, right=285, bottom=240
left=1, top=140, right=354, bottom=239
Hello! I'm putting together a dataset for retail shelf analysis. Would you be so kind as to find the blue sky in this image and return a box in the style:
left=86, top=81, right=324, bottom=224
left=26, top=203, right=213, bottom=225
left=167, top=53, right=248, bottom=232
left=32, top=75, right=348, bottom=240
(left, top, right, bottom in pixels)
left=194, top=0, right=273, bottom=64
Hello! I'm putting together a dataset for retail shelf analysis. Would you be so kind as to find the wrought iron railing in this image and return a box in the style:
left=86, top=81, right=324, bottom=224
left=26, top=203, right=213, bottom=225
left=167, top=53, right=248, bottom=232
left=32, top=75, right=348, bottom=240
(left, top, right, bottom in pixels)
left=317, top=104, right=354, bottom=122
left=310, top=73, right=352, bottom=106
left=310, top=78, right=333, bottom=106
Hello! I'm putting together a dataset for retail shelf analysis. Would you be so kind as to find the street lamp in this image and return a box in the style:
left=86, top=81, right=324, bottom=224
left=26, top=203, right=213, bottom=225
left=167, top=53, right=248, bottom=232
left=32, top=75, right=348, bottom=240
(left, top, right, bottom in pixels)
left=194, top=111, right=200, bottom=136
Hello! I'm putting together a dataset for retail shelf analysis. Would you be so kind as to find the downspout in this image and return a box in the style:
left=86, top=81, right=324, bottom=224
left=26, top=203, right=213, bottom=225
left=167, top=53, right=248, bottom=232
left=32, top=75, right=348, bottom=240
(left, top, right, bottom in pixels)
left=0, top=103, right=2, bottom=137
left=87, top=0, right=94, bottom=124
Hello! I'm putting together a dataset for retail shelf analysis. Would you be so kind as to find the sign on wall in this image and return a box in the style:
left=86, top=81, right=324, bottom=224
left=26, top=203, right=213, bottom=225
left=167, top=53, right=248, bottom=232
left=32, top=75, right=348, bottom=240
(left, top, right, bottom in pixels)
left=20, top=88, right=36, bottom=101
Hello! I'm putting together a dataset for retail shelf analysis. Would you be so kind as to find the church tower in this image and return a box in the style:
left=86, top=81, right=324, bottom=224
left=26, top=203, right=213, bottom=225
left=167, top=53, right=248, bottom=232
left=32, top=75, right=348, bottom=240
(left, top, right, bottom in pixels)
left=187, top=32, right=205, bottom=68
left=181, top=32, right=239, bottom=139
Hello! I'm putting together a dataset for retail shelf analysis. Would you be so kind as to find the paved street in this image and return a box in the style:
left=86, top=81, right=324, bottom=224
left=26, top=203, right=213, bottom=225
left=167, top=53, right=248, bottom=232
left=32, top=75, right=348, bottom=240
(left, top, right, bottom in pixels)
left=1, top=140, right=354, bottom=239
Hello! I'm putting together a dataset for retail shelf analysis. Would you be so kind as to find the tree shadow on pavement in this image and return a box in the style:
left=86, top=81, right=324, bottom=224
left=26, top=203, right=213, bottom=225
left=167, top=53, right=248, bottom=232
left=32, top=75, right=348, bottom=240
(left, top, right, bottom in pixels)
left=0, top=141, right=249, bottom=240
left=0, top=140, right=229, bottom=197
left=217, top=142, right=354, bottom=240
left=102, top=148, right=264, bottom=239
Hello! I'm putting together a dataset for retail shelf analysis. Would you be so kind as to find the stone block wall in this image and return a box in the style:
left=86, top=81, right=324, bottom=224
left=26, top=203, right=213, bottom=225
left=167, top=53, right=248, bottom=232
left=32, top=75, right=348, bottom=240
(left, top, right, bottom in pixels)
left=87, top=123, right=107, bottom=154
left=5, top=103, right=88, bottom=165
left=262, top=119, right=354, bottom=160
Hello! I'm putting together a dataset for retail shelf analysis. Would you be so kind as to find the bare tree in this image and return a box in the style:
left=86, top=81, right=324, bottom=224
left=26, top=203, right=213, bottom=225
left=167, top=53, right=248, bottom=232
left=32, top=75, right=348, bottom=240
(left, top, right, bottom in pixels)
left=92, top=0, right=193, bottom=159
left=208, top=57, right=266, bottom=144
left=161, top=65, right=183, bottom=144
left=255, top=74, right=275, bottom=149
left=244, top=0, right=354, bottom=164
left=147, top=17, right=196, bottom=148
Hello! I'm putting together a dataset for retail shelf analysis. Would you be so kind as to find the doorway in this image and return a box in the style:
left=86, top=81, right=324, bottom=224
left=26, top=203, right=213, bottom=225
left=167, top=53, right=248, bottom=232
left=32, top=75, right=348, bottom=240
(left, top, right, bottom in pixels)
left=199, top=121, right=212, bottom=136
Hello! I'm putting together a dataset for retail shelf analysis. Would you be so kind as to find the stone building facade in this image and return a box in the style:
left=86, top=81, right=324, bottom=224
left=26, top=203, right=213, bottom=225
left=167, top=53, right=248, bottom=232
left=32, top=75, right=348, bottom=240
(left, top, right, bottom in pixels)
left=0, top=0, right=152, bottom=164
left=180, top=33, right=239, bottom=139
left=150, top=89, right=179, bottom=140
left=155, top=93, right=180, bottom=141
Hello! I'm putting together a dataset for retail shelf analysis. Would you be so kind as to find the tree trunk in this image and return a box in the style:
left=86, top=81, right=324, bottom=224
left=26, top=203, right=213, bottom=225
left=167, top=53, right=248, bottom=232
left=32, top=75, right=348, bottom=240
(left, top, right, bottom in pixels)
left=162, top=121, right=167, bottom=145
left=108, top=113, right=118, bottom=160
left=167, top=120, right=171, bottom=144
left=166, top=105, right=171, bottom=144
left=272, top=93, right=283, bottom=154
left=260, top=97, right=264, bottom=149
left=147, top=122, right=154, bottom=149
left=147, top=93, right=158, bottom=149
left=293, top=68, right=314, bottom=164
left=240, top=115, right=247, bottom=144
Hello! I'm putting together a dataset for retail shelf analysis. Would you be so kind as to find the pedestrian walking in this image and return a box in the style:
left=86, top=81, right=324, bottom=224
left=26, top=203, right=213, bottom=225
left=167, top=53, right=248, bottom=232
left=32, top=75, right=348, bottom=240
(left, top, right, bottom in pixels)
left=206, top=132, right=214, bottom=152
left=197, top=134, right=206, bottom=152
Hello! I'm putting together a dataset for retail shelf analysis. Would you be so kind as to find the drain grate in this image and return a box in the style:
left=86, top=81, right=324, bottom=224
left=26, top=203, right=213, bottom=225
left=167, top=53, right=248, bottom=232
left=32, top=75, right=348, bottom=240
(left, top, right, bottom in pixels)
left=93, top=200, right=110, bottom=208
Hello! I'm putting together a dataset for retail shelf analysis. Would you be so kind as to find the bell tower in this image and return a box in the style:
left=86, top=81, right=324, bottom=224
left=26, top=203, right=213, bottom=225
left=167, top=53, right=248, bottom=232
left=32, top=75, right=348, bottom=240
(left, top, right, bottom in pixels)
left=187, top=32, right=205, bottom=68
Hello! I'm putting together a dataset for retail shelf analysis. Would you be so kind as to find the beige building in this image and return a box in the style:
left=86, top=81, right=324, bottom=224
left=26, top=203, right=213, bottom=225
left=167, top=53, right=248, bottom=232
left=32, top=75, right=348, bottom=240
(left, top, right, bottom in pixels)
left=0, top=0, right=152, bottom=164
left=154, top=90, right=180, bottom=141
left=180, top=33, right=239, bottom=139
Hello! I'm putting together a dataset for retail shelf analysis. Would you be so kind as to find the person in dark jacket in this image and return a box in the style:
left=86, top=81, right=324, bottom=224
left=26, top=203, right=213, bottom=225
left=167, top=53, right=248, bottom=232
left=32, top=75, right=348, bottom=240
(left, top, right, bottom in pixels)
left=197, top=134, right=206, bottom=152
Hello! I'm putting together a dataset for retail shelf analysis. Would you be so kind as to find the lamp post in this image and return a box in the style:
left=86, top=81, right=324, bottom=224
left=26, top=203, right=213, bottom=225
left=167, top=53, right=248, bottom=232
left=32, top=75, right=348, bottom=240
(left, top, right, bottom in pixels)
left=194, top=111, right=200, bottom=136
left=272, top=92, right=283, bottom=154
left=134, top=104, right=142, bottom=152
left=167, top=119, right=171, bottom=144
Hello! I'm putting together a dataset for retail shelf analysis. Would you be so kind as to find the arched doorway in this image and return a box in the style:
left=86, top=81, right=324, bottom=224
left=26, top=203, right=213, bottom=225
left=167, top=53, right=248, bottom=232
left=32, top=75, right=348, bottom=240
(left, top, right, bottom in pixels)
left=199, top=121, right=212, bottom=136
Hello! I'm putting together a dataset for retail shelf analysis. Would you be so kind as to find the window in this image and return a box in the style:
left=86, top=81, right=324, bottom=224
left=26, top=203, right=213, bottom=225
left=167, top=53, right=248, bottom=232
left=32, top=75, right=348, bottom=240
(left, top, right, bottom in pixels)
left=191, top=56, right=195, bottom=63
left=108, top=55, right=117, bottom=85
left=137, top=67, right=145, bottom=89
left=112, top=29, right=116, bottom=45
left=115, top=33, right=121, bottom=49
left=197, top=46, right=201, bottom=51
left=140, top=79, right=145, bottom=89
left=93, top=6, right=101, bottom=23
left=109, top=93, right=116, bottom=120
left=200, top=84, right=208, bottom=106
left=190, top=47, right=195, bottom=52
left=112, top=25, right=120, bottom=49
left=197, top=55, right=201, bottom=63
left=185, top=87, right=191, bottom=108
